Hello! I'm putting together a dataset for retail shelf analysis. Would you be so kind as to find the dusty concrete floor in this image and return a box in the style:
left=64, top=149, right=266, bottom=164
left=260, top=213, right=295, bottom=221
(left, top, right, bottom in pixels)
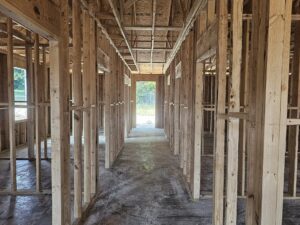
left=81, top=128, right=300, bottom=225
left=0, top=129, right=300, bottom=225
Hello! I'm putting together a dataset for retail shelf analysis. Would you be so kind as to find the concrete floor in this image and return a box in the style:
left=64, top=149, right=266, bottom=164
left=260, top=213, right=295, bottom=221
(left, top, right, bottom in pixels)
left=0, top=128, right=300, bottom=224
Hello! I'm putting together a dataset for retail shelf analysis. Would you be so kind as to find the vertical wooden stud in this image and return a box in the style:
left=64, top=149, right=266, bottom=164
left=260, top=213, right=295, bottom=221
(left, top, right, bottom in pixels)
left=192, top=62, right=203, bottom=199
left=25, top=31, right=35, bottom=159
left=7, top=17, right=16, bottom=192
left=213, top=0, right=228, bottom=224
left=83, top=9, right=91, bottom=203
left=72, top=0, right=83, bottom=218
left=225, top=0, right=242, bottom=224
left=34, top=33, right=41, bottom=192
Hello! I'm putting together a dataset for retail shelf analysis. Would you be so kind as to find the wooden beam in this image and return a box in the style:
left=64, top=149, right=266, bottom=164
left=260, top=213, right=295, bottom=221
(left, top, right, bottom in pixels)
left=42, top=47, right=48, bottom=159
left=124, top=26, right=182, bottom=31
left=105, top=69, right=112, bottom=168
left=25, top=30, right=34, bottom=160
left=207, top=0, right=216, bottom=25
left=50, top=0, right=71, bottom=224
left=192, top=62, right=204, bottom=199
left=213, top=0, right=227, bottom=224
left=164, top=0, right=207, bottom=73
left=72, top=0, right=83, bottom=218
left=238, top=20, right=250, bottom=196
left=0, top=0, right=60, bottom=39
left=89, top=17, right=97, bottom=197
left=132, top=47, right=173, bottom=52
left=7, top=17, right=16, bottom=192
left=83, top=9, right=91, bottom=204
left=287, top=119, right=300, bottom=126
left=225, top=0, right=242, bottom=224
left=34, top=33, right=41, bottom=192
left=107, top=0, right=139, bottom=72
left=174, top=62, right=181, bottom=155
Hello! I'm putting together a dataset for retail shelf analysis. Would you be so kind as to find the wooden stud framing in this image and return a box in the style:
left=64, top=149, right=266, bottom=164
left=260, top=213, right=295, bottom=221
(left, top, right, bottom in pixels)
left=213, top=0, right=227, bottom=224
left=7, top=17, right=16, bottom=192
left=225, top=0, right=242, bottom=224
left=89, top=16, right=97, bottom=196
left=192, top=62, right=204, bottom=199
left=50, top=1, right=71, bottom=223
left=174, top=63, right=181, bottom=156
left=25, top=30, right=34, bottom=160
left=42, top=47, right=48, bottom=159
left=238, top=19, right=250, bottom=196
left=72, top=0, right=83, bottom=218
left=34, top=33, right=41, bottom=192
left=83, top=9, right=91, bottom=204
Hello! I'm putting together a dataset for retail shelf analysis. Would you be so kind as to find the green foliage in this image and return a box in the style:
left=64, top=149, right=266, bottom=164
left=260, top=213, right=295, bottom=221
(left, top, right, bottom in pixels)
left=14, top=67, right=27, bottom=101
left=136, top=81, right=156, bottom=117
left=136, top=81, right=156, bottom=105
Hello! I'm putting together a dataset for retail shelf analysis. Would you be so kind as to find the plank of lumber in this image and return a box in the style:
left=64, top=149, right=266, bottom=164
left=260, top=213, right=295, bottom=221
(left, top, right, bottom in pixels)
left=50, top=0, right=71, bottom=224
left=213, top=0, right=227, bottom=224
left=192, top=62, right=204, bottom=199
left=83, top=9, right=91, bottom=204
left=238, top=20, right=250, bottom=196
left=104, top=71, right=111, bottom=168
left=42, top=47, right=48, bottom=159
left=34, top=33, right=41, bottom=192
left=207, top=0, right=216, bottom=25
left=7, top=17, right=16, bottom=192
left=72, top=0, right=83, bottom=218
left=225, top=0, right=242, bottom=224
left=25, top=30, right=35, bottom=160
left=174, top=65, right=181, bottom=155
left=124, top=26, right=182, bottom=31
left=89, top=17, right=97, bottom=196
left=287, top=119, right=300, bottom=125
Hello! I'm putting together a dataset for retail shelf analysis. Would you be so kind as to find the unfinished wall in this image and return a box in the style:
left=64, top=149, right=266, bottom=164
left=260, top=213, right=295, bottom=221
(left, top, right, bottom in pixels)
left=164, top=1, right=297, bottom=225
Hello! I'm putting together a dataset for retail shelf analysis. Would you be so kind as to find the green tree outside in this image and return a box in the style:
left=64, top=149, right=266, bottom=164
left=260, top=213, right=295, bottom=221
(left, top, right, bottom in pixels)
left=136, top=81, right=156, bottom=116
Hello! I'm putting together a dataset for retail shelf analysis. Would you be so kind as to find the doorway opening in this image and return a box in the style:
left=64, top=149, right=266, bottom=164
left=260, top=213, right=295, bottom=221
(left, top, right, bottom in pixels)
left=136, top=81, right=156, bottom=128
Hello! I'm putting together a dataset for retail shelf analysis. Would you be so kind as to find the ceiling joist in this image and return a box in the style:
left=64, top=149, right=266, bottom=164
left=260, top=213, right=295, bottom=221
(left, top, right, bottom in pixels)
left=108, top=0, right=139, bottom=72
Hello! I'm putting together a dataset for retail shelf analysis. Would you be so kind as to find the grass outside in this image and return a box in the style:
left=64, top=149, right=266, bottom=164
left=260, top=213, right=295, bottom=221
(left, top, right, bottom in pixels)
left=137, top=104, right=155, bottom=116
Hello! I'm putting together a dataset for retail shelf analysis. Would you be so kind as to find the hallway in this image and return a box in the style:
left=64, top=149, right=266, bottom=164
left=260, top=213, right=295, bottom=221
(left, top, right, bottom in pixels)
left=83, top=128, right=213, bottom=225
